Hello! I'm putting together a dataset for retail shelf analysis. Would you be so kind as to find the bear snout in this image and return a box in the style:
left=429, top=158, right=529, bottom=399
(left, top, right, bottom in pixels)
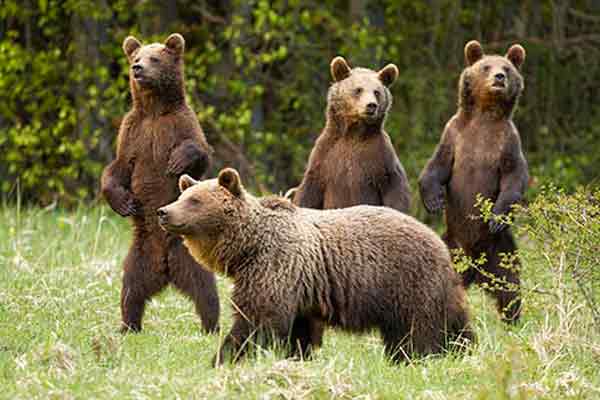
left=156, top=207, right=169, bottom=225
left=366, top=102, right=378, bottom=115
left=491, top=71, right=507, bottom=89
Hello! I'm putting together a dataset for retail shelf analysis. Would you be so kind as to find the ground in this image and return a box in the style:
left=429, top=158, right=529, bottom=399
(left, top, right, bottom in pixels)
left=0, top=205, right=598, bottom=399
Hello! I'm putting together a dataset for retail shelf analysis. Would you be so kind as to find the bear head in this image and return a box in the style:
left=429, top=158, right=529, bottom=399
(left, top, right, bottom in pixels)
left=157, top=168, right=247, bottom=243
left=122, top=33, right=185, bottom=97
left=326, top=56, right=399, bottom=132
left=458, top=40, right=526, bottom=116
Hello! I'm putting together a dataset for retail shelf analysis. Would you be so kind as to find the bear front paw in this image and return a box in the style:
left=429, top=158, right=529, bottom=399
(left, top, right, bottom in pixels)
left=488, top=219, right=507, bottom=234
left=110, top=189, right=141, bottom=217
left=120, top=197, right=141, bottom=217
left=423, top=192, right=445, bottom=214
left=166, top=155, right=187, bottom=176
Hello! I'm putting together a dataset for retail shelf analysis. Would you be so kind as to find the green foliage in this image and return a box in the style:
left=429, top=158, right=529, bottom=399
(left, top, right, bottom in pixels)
left=457, top=186, right=600, bottom=331
left=0, top=1, right=126, bottom=203
left=1, top=1, right=599, bottom=204
left=517, top=185, right=600, bottom=330
left=475, top=194, right=515, bottom=226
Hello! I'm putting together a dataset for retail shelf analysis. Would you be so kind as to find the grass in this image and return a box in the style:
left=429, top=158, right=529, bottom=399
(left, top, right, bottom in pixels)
left=0, top=205, right=598, bottom=399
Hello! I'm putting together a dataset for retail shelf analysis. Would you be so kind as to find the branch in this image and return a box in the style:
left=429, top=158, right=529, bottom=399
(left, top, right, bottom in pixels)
left=568, top=8, right=600, bottom=23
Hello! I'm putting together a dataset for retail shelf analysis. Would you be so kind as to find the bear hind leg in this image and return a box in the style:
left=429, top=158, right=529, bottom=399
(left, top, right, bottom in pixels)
left=288, top=316, right=325, bottom=359
left=381, top=316, right=445, bottom=362
left=121, top=244, right=169, bottom=333
left=380, top=321, right=422, bottom=363
left=482, top=231, right=522, bottom=323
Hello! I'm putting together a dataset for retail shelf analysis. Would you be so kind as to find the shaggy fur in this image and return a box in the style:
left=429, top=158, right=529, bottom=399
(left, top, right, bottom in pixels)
left=293, top=56, right=411, bottom=212
left=101, top=33, right=220, bottom=333
left=418, top=40, right=529, bottom=323
left=158, top=168, right=473, bottom=366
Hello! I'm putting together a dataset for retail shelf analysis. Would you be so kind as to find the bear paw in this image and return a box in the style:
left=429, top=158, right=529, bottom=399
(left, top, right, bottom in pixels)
left=488, top=219, right=507, bottom=234
left=423, top=190, right=445, bottom=214
left=112, top=190, right=141, bottom=217
left=166, top=155, right=188, bottom=176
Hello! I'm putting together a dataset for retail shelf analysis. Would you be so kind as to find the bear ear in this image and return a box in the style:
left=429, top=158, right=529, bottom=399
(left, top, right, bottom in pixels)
left=378, top=64, right=399, bottom=87
left=218, top=168, right=243, bottom=197
left=179, top=174, right=198, bottom=193
left=123, top=36, right=142, bottom=59
left=330, top=56, right=352, bottom=82
left=506, top=44, right=526, bottom=69
left=165, top=33, right=185, bottom=56
left=464, top=40, right=484, bottom=66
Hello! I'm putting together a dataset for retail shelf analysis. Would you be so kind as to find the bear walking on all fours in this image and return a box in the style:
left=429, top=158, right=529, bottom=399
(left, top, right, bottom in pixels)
left=419, top=40, right=529, bottom=323
left=158, top=168, right=473, bottom=366
left=293, top=56, right=411, bottom=212
left=101, top=33, right=220, bottom=333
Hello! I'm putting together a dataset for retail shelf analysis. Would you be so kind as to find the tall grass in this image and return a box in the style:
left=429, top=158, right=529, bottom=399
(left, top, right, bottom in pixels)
left=0, top=197, right=598, bottom=399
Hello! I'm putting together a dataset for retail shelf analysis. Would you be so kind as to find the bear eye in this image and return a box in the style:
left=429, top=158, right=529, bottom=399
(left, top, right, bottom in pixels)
left=188, top=197, right=200, bottom=206
left=354, top=87, right=363, bottom=96
left=483, top=65, right=491, bottom=72
left=503, top=66, right=509, bottom=74
left=150, top=56, right=160, bottom=63
left=134, top=57, right=140, bottom=63
left=374, top=90, right=381, bottom=99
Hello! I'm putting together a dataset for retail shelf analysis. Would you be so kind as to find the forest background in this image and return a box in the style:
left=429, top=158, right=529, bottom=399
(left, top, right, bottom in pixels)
left=1, top=0, right=599, bottom=206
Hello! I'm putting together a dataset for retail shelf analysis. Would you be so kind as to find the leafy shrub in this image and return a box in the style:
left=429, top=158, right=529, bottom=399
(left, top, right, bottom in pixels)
left=517, top=186, right=600, bottom=330
left=454, top=186, right=600, bottom=331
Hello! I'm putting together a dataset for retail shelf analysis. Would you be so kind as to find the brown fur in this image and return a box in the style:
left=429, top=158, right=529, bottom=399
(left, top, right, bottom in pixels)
left=418, top=40, right=529, bottom=323
left=158, top=169, right=473, bottom=366
left=293, top=57, right=411, bottom=212
left=100, top=33, right=220, bottom=333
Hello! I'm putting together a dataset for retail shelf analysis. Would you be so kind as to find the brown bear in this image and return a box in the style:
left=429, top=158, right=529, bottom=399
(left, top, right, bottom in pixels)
left=418, top=40, right=529, bottom=323
left=157, top=168, right=473, bottom=365
left=293, top=56, right=411, bottom=212
left=100, top=33, right=220, bottom=333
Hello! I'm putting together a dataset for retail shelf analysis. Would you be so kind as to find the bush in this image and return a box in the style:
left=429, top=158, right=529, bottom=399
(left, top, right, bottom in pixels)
left=517, top=186, right=600, bottom=331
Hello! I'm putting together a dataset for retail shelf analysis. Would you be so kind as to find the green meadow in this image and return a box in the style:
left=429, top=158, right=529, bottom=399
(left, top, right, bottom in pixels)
left=0, top=197, right=598, bottom=399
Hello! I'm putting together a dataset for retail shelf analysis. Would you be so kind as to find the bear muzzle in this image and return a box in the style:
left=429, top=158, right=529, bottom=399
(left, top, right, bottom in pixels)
left=365, top=102, right=378, bottom=115
left=157, top=207, right=175, bottom=230
left=492, top=72, right=506, bottom=88
left=131, top=64, right=151, bottom=85
left=362, top=102, right=381, bottom=122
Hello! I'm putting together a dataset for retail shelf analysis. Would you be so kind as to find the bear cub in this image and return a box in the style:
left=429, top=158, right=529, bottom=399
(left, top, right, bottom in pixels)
left=419, top=40, right=529, bottom=323
left=293, top=56, right=411, bottom=212
left=158, top=168, right=473, bottom=365
left=101, top=33, right=220, bottom=333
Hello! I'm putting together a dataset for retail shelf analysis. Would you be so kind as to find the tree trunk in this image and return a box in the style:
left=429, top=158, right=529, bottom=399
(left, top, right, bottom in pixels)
left=70, top=2, right=111, bottom=168
left=349, top=0, right=367, bottom=23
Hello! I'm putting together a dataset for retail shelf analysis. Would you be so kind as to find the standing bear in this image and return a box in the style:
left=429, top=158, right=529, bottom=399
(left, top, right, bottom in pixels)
left=293, top=56, right=411, bottom=212
left=158, top=168, right=473, bottom=365
left=419, top=40, right=529, bottom=323
left=101, top=33, right=220, bottom=333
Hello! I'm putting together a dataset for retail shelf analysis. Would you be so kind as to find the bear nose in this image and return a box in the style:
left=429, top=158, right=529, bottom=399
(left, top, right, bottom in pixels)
left=156, top=208, right=167, bottom=217
left=366, top=102, right=377, bottom=113
left=494, top=73, right=505, bottom=82
left=132, top=64, right=143, bottom=73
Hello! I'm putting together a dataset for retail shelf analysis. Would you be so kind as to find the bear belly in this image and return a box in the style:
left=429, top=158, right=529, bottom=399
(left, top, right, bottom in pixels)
left=322, top=183, right=381, bottom=209
left=130, top=140, right=179, bottom=221
left=446, top=156, right=501, bottom=247
left=321, top=146, right=383, bottom=209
